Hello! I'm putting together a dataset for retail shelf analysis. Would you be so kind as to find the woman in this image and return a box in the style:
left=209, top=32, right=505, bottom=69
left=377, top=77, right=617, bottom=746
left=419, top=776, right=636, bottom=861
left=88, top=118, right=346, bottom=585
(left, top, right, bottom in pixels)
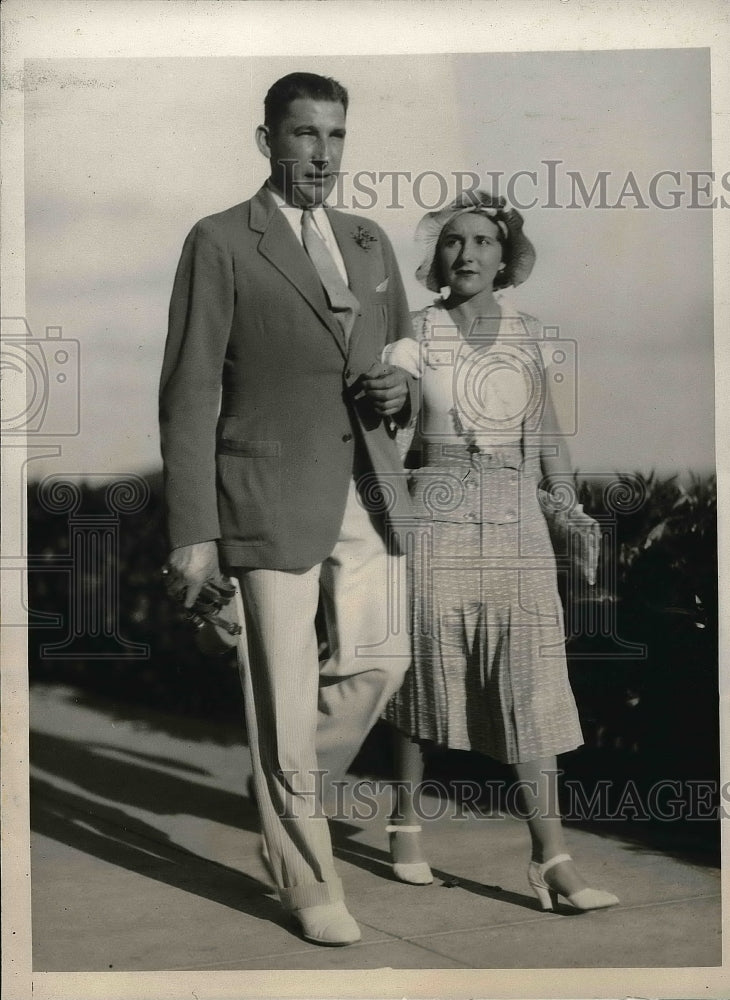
left=383, top=191, right=618, bottom=912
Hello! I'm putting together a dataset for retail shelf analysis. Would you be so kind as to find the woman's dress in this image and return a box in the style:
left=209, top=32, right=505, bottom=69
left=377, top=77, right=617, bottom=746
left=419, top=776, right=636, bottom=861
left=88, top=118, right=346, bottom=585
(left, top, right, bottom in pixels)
left=385, top=302, right=583, bottom=764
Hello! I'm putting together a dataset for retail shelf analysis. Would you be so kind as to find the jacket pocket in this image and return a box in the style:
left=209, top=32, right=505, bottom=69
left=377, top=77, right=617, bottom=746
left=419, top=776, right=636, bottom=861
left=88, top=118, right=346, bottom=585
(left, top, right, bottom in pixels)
left=215, top=439, right=281, bottom=543
left=217, top=439, right=280, bottom=458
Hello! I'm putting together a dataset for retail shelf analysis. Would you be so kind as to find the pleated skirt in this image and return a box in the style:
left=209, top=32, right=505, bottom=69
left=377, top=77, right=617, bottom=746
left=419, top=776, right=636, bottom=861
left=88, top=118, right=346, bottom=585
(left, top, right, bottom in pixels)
left=385, top=465, right=584, bottom=765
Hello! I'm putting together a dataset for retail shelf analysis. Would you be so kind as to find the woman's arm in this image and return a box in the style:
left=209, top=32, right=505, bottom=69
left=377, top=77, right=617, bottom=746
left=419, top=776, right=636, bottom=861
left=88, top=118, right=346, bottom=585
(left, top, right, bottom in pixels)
left=517, top=318, right=574, bottom=491
left=537, top=373, right=574, bottom=493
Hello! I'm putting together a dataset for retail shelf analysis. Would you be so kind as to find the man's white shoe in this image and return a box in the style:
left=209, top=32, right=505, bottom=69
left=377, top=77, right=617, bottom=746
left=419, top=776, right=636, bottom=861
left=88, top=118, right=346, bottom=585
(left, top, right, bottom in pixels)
left=293, top=902, right=361, bottom=946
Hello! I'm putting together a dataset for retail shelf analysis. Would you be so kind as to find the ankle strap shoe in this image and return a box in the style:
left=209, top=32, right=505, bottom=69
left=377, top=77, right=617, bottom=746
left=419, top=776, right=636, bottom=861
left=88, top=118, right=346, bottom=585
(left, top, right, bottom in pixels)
left=527, top=854, right=619, bottom=912
left=386, top=824, right=433, bottom=885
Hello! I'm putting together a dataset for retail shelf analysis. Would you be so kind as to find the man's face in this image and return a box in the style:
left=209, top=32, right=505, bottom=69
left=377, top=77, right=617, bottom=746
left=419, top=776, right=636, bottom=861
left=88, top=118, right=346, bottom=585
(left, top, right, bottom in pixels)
left=257, top=98, right=346, bottom=208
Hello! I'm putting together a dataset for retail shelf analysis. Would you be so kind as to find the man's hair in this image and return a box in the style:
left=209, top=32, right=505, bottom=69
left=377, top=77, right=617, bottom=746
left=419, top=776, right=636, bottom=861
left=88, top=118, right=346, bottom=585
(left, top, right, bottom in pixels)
left=264, top=72, right=348, bottom=131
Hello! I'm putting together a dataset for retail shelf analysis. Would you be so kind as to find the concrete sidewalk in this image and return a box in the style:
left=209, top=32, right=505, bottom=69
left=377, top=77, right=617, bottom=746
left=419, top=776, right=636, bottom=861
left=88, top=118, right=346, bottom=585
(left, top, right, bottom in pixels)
left=29, top=684, right=721, bottom=973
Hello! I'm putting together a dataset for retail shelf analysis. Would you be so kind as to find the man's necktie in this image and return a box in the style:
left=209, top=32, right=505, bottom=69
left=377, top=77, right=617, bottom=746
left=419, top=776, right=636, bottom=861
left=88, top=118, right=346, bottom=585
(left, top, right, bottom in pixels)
left=301, top=208, right=359, bottom=342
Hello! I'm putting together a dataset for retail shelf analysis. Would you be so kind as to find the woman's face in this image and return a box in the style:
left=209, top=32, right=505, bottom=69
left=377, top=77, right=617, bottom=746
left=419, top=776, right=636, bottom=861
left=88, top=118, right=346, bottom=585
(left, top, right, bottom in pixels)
left=437, top=213, right=504, bottom=298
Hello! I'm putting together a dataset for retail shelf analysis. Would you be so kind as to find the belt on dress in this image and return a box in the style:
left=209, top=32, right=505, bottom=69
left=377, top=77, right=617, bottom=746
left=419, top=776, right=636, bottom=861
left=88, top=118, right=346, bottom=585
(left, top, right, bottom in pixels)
left=421, top=441, right=539, bottom=474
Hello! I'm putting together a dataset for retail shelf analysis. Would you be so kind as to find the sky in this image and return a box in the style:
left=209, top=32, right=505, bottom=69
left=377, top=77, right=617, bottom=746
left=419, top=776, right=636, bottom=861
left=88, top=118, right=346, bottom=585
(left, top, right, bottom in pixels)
left=21, top=49, right=715, bottom=482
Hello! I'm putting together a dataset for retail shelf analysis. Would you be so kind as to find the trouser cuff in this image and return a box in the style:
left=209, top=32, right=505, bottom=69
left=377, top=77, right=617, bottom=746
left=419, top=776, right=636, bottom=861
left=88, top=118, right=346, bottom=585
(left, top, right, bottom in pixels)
left=279, top=876, right=345, bottom=911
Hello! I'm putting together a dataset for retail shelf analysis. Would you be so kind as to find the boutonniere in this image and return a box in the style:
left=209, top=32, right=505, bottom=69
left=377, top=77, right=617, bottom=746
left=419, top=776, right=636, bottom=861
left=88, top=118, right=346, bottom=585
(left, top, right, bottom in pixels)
left=352, top=225, right=377, bottom=251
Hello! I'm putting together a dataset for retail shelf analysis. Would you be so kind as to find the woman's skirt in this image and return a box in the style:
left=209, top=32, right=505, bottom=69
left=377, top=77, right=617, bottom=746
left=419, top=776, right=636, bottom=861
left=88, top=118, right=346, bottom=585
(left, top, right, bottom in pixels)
left=385, top=449, right=583, bottom=764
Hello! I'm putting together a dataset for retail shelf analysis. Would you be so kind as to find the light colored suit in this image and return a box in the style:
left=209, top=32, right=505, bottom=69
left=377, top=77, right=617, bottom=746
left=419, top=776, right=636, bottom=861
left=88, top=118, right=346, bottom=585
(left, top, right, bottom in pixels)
left=160, top=185, right=413, bottom=910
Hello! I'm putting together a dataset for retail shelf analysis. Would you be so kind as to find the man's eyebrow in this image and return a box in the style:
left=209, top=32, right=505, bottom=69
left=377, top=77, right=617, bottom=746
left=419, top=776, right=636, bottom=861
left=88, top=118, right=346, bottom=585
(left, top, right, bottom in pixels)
left=292, top=125, right=346, bottom=133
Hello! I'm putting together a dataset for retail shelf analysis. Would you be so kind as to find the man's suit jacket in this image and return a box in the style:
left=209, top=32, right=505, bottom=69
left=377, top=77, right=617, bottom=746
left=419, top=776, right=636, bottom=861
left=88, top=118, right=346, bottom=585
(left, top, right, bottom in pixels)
left=159, top=185, right=415, bottom=570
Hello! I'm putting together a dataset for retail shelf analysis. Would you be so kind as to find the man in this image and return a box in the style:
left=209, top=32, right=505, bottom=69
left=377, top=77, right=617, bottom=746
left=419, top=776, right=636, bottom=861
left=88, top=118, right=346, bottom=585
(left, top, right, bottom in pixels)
left=159, top=73, right=414, bottom=945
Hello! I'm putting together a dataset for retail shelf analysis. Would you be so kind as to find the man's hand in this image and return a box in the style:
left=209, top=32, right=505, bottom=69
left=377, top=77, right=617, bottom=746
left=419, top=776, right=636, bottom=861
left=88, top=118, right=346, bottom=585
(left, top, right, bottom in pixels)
left=163, top=540, right=221, bottom=608
left=360, top=363, right=409, bottom=417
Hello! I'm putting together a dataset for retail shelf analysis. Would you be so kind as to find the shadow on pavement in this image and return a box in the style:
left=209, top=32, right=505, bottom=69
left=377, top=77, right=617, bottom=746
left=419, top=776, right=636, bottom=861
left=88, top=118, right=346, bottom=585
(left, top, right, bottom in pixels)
left=329, top=822, right=543, bottom=914
left=41, top=684, right=246, bottom=747
left=31, top=729, right=252, bottom=830
left=30, top=729, right=286, bottom=929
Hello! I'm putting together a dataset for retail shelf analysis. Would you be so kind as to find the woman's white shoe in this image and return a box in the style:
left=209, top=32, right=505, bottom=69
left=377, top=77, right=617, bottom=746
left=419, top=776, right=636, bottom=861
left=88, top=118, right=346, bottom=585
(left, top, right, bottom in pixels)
left=386, top=824, right=433, bottom=885
left=527, top=853, right=619, bottom=912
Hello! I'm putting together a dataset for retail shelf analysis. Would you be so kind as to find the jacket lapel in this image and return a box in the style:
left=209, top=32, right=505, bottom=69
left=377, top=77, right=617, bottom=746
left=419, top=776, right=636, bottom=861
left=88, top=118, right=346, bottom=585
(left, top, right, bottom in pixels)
left=250, top=187, right=348, bottom=357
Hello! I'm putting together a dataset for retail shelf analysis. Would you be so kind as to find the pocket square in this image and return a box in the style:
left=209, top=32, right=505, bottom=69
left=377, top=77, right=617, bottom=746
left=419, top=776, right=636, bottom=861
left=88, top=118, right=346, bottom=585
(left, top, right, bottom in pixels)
left=375, top=277, right=389, bottom=293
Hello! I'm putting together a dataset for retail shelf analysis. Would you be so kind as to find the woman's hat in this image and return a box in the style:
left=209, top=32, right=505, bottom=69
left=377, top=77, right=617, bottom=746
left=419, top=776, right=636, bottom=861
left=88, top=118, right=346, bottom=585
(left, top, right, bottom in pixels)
left=415, top=189, right=536, bottom=293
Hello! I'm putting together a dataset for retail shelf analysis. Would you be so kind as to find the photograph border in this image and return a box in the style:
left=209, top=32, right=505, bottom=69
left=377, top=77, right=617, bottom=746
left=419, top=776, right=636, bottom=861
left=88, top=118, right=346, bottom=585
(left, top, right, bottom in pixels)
left=2, top=2, right=728, bottom=998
